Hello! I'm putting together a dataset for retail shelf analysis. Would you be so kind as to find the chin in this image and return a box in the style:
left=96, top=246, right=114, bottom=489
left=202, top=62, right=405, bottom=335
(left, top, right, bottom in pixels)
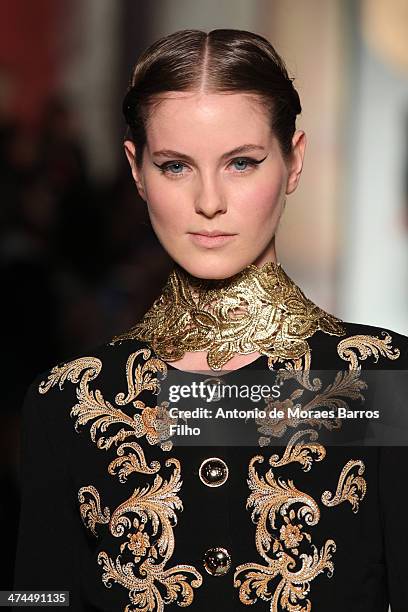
left=174, top=253, right=256, bottom=280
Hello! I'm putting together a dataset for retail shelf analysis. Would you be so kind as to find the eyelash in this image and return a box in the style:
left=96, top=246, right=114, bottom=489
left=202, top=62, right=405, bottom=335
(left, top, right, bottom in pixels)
left=154, top=156, right=265, bottom=178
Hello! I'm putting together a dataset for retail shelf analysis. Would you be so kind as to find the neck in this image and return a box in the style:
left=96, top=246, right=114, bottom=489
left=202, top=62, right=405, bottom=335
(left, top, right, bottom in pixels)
left=111, top=261, right=345, bottom=371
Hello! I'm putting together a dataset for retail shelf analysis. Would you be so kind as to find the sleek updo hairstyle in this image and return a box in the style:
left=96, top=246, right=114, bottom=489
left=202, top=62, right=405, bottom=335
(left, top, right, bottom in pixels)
left=123, top=28, right=302, bottom=168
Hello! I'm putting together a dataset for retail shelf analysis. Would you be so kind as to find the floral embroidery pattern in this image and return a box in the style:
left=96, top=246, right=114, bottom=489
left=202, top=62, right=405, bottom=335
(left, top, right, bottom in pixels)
left=255, top=369, right=367, bottom=447
left=37, top=327, right=401, bottom=610
left=39, top=348, right=203, bottom=610
left=321, top=459, right=366, bottom=513
left=234, top=452, right=335, bottom=610
left=126, top=526, right=151, bottom=561
left=280, top=511, right=304, bottom=552
left=337, top=332, right=400, bottom=369
left=268, top=429, right=326, bottom=472
left=78, top=485, right=111, bottom=536
left=234, top=329, right=401, bottom=609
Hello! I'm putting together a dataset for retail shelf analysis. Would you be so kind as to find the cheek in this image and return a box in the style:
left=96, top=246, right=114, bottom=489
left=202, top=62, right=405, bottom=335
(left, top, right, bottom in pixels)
left=145, top=175, right=183, bottom=230
left=235, top=178, right=284, bottom=228
left=145, top=184, right=190, bottom=232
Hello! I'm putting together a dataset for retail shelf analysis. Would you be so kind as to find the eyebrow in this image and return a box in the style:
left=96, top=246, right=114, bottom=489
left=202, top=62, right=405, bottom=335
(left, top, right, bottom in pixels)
left=152, top=144, right=266, bottom=162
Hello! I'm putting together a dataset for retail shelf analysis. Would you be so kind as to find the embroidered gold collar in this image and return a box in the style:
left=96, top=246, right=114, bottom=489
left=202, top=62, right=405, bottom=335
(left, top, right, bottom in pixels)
left=111, top=261, right=345, bottom=370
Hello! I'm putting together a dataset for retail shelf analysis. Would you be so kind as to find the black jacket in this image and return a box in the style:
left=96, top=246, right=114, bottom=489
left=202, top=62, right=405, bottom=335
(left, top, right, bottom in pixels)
left=13, top=319, right=408, bottom=611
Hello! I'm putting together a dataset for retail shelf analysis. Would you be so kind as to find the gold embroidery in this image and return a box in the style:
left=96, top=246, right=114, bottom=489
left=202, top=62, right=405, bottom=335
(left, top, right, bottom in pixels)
left=126, top=524, right=151, bottom=561
left=256, top=369, right=366, bottom=446
left=274, top=350, right=323, bottom=392
left=234, top=455, right=336, bottom=610
left=39, top=349, right=203, bottom=610
left=301, top=369, right=366, bottom=411
left=98, top=457, right=203, bottom=610
left=39, top=321, right=403, bottom=609
left=39, top=352, right=170, bottom=474
left=246, top=455, right=321, bottom=556
left=109, top=457, right=181, bottom=542
left=234, top=543, right=336, bottom=610
left=268, top=429, right=326, bottom=472
left=78, top=485, right=111, bottom=537
left=236, top=327, right=403, bottom=608
left=114, top=348, right=166, bottom=406
left=321, top=459, right=366, bottom=513
left=280, top=510, right=305, bottom=551
left=256, top=391, right=307, bottom=442
left=110, top=261, right=345, bottom=371
left=97, top=553, right=202, bottom=611
left=337, top=332, right=400, bottom=369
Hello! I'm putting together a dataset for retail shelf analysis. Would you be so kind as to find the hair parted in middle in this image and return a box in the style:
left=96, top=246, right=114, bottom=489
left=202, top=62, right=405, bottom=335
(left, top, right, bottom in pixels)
left=123, top=28, right=302, bottom=168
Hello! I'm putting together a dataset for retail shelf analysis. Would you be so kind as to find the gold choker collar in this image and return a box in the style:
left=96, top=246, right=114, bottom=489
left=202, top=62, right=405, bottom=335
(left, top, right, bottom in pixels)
left=111, top=261, right=345, bottom=370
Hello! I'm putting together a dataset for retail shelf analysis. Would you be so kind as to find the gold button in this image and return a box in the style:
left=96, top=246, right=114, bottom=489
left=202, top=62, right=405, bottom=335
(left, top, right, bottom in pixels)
left=202, top=547, right=231, bottom=576
left=199, top=457, right=229, bottom=487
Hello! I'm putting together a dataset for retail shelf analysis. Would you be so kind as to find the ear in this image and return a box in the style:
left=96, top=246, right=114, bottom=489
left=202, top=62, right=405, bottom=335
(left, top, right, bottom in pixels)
left=285, top=130, right=306, bottom=195
left=123, top=140, right=147, bottom=201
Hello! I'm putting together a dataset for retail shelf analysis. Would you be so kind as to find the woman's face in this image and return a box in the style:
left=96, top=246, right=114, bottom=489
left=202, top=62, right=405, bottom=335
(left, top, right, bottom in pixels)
left=124, top=92, right=306, bottom=279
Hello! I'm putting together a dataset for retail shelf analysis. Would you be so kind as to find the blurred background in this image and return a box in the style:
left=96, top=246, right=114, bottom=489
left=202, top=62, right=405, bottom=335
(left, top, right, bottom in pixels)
left=1, top=0, right=407, bottom=589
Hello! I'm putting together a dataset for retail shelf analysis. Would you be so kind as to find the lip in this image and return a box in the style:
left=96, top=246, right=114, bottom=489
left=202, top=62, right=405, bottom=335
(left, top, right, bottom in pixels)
left=188, top=232, right=237, bottom=248
left=190, top=230, right=236, bottom=237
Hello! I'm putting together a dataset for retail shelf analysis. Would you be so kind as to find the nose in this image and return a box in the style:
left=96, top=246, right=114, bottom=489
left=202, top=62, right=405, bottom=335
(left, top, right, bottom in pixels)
left=194, top=173, right=227, bottom=217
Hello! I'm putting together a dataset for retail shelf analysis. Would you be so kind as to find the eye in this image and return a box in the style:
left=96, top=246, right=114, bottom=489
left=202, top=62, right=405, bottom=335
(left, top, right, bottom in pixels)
left=153, top=154, right=267, bottom=178
left=229, top=157, right=258, bottom=172
left=154, top=161, right=188, bottom=177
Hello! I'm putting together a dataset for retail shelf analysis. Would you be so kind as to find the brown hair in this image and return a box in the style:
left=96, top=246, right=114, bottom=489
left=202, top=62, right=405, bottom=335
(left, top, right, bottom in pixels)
left=123, top=28, right=302, bottom=168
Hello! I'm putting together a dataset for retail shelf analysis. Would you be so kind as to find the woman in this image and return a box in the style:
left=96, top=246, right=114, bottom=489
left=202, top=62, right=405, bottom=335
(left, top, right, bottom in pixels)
left=13, top=29, right=408, bottom=611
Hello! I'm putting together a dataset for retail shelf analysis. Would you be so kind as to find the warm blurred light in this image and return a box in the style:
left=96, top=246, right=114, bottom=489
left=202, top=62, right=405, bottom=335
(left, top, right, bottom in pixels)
left=361, top=0, right=408, bottom=75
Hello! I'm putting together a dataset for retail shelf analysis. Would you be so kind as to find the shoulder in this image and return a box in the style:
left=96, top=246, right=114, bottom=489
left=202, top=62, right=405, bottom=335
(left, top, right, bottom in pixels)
left=26, top=336, right=162, bottom=412
left=311, top=315, right=408, bottom=369
left=22, top=336, right=168, bottom=455
left=336, top=318, right=406, bottom=367
left=339, top=319, right=407, bottom=356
